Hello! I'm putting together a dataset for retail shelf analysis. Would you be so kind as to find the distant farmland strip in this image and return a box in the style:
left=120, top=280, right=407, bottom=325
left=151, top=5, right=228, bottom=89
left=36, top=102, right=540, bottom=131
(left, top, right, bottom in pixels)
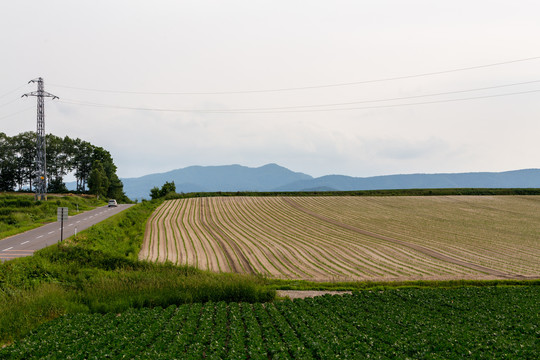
left=140, top=196, right=540, bottom=281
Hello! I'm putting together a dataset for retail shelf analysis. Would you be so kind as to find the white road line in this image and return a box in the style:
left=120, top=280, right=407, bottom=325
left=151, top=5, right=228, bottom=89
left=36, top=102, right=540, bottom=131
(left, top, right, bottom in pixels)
left=37, top=235, right=43, bottom=239
left=21, top=241, right=29, bottom=245
left=2, top=247, right=13, bottom=251
left=48, top=231, right=55, bottom=234
left=68, top=224, right=74, bottom=226
left=77, top=221, right=81, bottom=223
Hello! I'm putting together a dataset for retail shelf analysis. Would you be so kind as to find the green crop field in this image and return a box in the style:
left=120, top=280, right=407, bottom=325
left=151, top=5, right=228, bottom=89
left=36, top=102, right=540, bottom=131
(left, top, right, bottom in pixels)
left=140, top=196, right=540, bottom=281
left=2, top=286, right=538, bottom=359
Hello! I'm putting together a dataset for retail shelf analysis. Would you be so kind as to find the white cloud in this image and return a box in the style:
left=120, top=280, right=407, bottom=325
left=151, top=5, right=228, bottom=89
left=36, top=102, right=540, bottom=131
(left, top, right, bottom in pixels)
left=1, top=1, right=540, bottom=179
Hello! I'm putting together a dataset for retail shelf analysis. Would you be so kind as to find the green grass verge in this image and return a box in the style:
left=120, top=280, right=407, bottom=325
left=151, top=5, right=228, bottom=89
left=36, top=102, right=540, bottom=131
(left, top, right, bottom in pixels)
left=0, top=199, right=274, bottom=345
left=0, top=193, right=105, bottom=240
left=265, top=278, right=540, bottom=293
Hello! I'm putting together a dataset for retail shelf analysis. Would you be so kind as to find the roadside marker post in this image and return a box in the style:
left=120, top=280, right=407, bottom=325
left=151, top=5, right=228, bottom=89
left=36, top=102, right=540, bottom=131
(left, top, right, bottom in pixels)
left=57, top=207, right=68, bottom=242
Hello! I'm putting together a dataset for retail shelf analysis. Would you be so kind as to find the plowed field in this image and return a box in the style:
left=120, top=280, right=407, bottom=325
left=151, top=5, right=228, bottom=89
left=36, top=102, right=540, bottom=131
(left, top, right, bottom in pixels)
left=140, top=196, right=540, bottom=281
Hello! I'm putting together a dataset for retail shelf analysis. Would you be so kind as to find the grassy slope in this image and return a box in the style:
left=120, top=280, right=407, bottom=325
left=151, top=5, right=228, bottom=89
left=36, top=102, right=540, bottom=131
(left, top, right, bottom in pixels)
left=0, top=193, right=105, bottom=240
left=0, top=199, right=274, bottom=345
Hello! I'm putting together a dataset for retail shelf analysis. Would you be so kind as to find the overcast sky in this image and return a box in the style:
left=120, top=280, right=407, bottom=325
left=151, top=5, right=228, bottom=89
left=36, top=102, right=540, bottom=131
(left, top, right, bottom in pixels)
left=1, top=1, right=539, bottom=179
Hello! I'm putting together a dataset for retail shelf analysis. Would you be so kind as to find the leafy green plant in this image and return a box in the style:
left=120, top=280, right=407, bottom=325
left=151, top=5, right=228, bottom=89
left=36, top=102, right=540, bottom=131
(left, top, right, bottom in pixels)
left=2, top=287, right=538, bottom=359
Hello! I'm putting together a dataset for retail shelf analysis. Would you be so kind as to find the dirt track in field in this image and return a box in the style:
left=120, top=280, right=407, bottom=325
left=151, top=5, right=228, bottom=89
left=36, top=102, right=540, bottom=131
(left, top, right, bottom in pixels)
left=140, top=196, right=540, bottom=282
left=277, top=290, right=353, bottom=299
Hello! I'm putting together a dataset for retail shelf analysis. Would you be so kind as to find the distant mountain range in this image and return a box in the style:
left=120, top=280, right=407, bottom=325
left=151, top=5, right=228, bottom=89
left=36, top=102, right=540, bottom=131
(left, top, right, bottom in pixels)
left=114, top=163, right=540, bottom=200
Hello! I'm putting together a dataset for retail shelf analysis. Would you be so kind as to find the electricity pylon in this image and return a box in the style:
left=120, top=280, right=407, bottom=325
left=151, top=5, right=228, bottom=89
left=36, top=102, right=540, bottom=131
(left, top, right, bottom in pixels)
left=22, top=78, right=59, bottom=200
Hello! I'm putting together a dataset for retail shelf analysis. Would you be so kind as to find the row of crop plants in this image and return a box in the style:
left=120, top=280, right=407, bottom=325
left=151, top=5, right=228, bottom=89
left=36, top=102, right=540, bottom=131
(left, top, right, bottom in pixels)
left=141, top=199, right=224, bottom=272
left=209, top=195, right=363, bottom=279
left=3, top=286, right=538, bottom=359
left=262, top=197, right=476, bottom=277
left=207, top=196, right=410, bottom=279
left=292, top=196, right=540, bottom=275
left=145, top=196, right=540, bottom=278
left=203, top=196, right=477, bottom=279
left=208, top=197, right=289, bottom=277
left=142, top=197, right=487, bottom=280
left=288, top=195, right=479, bottom=265
left=276, top=196, right=483, bottom=277
left=292, top=196, right=491, bottom=270
left=255, top=196, right=479, bottom=278
left=209, top=196, right=328, bottom=278
left=237, top=196, right=371, bottom=278
left=308, top=195, right=540, bottom=273
left=140, top=199, right=176, bottom=262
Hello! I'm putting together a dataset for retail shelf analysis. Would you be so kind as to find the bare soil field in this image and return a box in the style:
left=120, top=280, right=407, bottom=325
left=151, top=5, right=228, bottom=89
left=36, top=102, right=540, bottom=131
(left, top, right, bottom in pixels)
left=139, top=196, right=540, bottom=281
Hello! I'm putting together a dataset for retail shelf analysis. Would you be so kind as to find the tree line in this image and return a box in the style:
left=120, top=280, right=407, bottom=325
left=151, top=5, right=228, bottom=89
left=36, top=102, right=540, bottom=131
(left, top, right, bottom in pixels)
left=0, top=132, right=129, bottom=201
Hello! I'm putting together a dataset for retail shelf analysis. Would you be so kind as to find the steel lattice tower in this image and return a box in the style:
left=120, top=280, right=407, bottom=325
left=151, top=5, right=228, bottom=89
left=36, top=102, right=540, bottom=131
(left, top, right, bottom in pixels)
left=22, top=78, right=58, bottom=200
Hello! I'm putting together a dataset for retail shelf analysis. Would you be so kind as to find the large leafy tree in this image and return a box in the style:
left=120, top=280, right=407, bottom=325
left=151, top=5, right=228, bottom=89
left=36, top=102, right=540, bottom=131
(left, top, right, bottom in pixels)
left=46, top=134, right=72, bottom=193
left=150, top=181, right=176, bottom=199
left=11, top=132, right=36, bottom=191
left=0, top=132, right=129, bottom=202
left=87, top=160, right=109, bottom=199
left=72, top=138, right=94, bottom=192
left=0, top=133, right=16, bottom=191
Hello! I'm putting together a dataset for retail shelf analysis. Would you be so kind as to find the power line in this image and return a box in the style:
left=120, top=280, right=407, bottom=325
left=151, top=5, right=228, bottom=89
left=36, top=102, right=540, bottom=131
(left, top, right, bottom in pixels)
left=48, top=55, right=540, bottom=95
left=57, top=79, right=540, bottom=112
left=58, top=88, right=540, bottom=114
left=0, top=85, right=26, bottom=100
left=0, top=106, right=34, bottom=121
left=0, top=97, right=21, bottom=109
left=246, top=89, right=540, bottom=113
left=252, top=80, right=540, bottom=111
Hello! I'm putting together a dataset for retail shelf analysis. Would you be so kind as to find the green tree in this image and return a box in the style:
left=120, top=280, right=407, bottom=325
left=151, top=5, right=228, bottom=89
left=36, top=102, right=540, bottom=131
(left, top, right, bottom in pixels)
left=73, top=139, right=94, bottom=192
left=88, top=160, right=109, bottom=199
left=161, top=181, right=176, bottom=196
left=91, top=146, right=128, bottom=201
left=47, top=177, right=68, bottom=193
left=107, top=172, right=125, bottom=199
left=46, top=134, right=71, bottom=192
left=149, top=181, right=176, bottom=199
left=0, top=132, right=129, bottom=201
left=0, top=133, right=16, bottom=191
left=149, top=186, right=161, bottom=200
left=11, top=132, right=36, bottom=191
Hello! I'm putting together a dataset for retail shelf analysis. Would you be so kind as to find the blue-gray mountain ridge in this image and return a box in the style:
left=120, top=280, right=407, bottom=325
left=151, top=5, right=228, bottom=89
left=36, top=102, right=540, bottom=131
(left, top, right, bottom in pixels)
left=117, top=163, right=540, bottom=200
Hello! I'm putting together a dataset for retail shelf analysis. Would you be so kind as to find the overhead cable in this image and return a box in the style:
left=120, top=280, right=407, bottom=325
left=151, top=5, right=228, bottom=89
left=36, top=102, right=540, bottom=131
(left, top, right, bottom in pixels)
left=0, top=85, right=26, bottom=100
left=58, top=89, right=540, bottom=114
left=48, top=56, right=540, bottom=95
left=56, top=79, right=540, bottom=112
left=0, top=106, right=34, bottom=121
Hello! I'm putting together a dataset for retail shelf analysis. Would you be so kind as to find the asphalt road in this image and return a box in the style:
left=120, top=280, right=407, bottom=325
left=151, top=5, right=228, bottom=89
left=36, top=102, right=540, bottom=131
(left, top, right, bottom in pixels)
left=0, top=204, right=134, bottom=262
